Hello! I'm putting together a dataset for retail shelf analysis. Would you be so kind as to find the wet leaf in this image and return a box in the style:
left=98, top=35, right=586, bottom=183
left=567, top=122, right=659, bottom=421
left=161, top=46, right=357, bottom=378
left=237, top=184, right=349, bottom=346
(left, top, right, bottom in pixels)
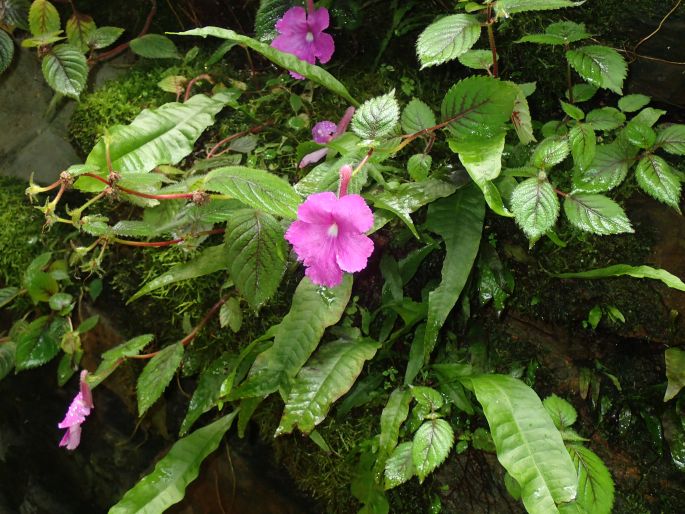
left=664, top=348, right=685, bottom=402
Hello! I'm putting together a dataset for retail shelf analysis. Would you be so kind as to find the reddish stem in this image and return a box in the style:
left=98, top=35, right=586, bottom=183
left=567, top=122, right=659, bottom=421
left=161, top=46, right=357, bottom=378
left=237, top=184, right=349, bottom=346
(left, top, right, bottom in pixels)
left=206, top=122, right=273, bottom=158
left=184, top=74, right=214, bottom=102
left=90, top=0, right=157, bottom=64
left=307, top=0, right=315, bottom=15
left=82, top=173, right=197, bottom=201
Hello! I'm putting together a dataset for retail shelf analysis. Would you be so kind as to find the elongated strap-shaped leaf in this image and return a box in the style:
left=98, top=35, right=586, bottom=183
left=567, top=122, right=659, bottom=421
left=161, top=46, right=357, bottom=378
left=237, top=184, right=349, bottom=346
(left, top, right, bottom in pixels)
left=41, top=44, right=87, bottom=99
left=511, top=177, right=559, bottom=241
left=416, top=14, right=481, bottom=68
left=424, top=186, right=485, bottom=361
left=234, top=276, right=353, bottom=398
left=571, top=143, right=631, bottom=193
left=563, top=193, right=633, bottom=235
left=378, top=388, right=413, bottom=462
left=276, top=338, right=380, bottom=435
left=84, top=91, right=238, bottom=174
left=29, top=0, right=59, bottom=35
left=552, top=264, right=685, bottom=291
left=471, top=374, right=578, bottom=514
left=137, top=342, right=184, bottom=415
left=567, top=445, right=614, bottom=514
left=635, top=154, right=682, bottom=212
left=412, top=419, right=454, bottom=483
left=0, top=30, right=15, bottom=75
left=204, top=166, right=301, bottom=219
left=109, top=411, right=237, bottom=514
left=173, top=27, right=358, bottom=106
left=566, top=45, right=626, bottom=94
left=495, top=0, right=584, bottom=17
left=224, top=209, right=287, bottom=309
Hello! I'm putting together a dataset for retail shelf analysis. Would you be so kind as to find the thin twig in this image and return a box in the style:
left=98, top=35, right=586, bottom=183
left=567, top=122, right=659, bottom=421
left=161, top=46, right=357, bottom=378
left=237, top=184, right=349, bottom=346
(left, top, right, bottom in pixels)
left=184, top=74, right=214, bottom=102
left=206, top=122, right=273, bottom=158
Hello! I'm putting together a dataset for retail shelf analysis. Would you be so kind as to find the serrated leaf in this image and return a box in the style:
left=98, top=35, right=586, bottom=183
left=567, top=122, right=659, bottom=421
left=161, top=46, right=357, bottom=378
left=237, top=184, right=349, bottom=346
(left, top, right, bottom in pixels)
left=15, top=316, right=67, bottom=371
left=566, top=45, right=626, bottom=94
left=543, top=394, right=578, bottom=430
left=568, top=83, right=598, bottom=103
left=204, top=166, right=301, bottom=219
left=416, top=14, right=481, bottom=68
left=219, top=297, right=242, bottom=332
left=664, top=348, right=685, bottom=402
left=553, top=264, right=685, bottom=291
left=384, top=442, right=414, bottom=489
left=424, top=186, right=485, bottom=360
left=569, top=124, right=595, bottom=170
left=457, top=49, right=495, bottom=70
left=66, top=14, right=95, bottom=52
left=407, top=153, right=432, bottom=181
left=518, top=21, right=591, bottom=45
left=277, top=338, right=379, bottom=435
left=586, top=107, right=625, bottom=131
left=412, top=419, right=454, bottom=483
left=401, top=98, right=436, bottom=134
left=572, top=143, right=631, bottom=193
left=351, top=91, right=400, bottom=142
left=635, top=155, right=682, bottom=211
left=224, top=209, right=286, bottom=309
left=137, top=342, right=184, bottom=415
left=563, top=193, right=633, bottom=235
left=41, top=44, right=87, bottom=99
left=28, top=0, right=58, bottom=36
left=379, top=388, right=413, bottom=462
left=512, top=86, right=536, bottom=145
left=412, top=386, right=444, bottom=411
left=567, top=445, right=614, bottom=514
left=0, top=341, right=16, bottom=381
left=253, top=0, right=290, bottom=42
left=618, top=94, right=650, bottom=113
left=656, top=124, right=685, bottom=155
left=109, top=412, right=237, bottom=514
left=495, top=0, right=584, bottom=17
left=0, top=30, right=15, bottom=75
left=234, top=276, right=352, bottom=398
left=441, top=76, right=518, bottom=140
left=532, top=136, right=570, bottom=169
left=561, top=101, right=584, bottom=121
left=0, top=286, right=19, bottom=308
left=511, top=177, right=559, bottom=241
left=130, top=34, right=180, bottom=59
left=87, top=26, right=124, bottom=49
left=472, top=374, right=578, bottom=513
left=3, top=0, right=30, bottom=29
left=624, top=121, right=656, bottom=149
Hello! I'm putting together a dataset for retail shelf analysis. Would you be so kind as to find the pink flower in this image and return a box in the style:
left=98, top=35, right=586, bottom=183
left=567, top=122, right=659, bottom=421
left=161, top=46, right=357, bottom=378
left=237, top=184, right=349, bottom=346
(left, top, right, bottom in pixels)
left=285, top=172, right=374, bottom=287
left=312, top=120, right=337, bottom=144
left=299, top=107, right=356, bottom=168
left=271, top=4, right=335, bottom=80
left=58, top=370, right=93, bottom=450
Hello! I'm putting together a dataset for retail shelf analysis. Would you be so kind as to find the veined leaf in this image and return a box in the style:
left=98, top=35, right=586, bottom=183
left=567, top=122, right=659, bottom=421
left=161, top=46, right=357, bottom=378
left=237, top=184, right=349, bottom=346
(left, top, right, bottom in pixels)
left=276, top=338, right=379, bottom=435
left=3, top=0, right=30, bottom=30
left=635, top=154, right=682, bottom=212
left=458, top=49, right=496, bottom=70
left=0, top=286, right=19, bottom=308
left=495, top=0, right=584, bottom=17
left=586, top=107, right=625, bottom=131
left=624, top=121, right=656, bottom=149
left=66, top=14, right=95, bottom=52
left=254, top=0, right=290, bottom=42
left=543, top=395, right=578, bottom=430
left=384, top=442, right=414, bottom=489
left=566, top=45, right=627, bottom=94
left=441, top=76, right=518, bottom=140
left=173, top=27, right=358, bottom=106
left=567, top=445, right=615, bottom=514
left=568, top=83, right=598, bottom=103
left=219, top=297, right=242, bottom=332
left=563, top=193, right=633, bottom=235
left=28, top=0, right=59, bottom=36
left=531, top=137, right=570, bottom=169
left=379, top=388, right=413, bottom=463
left=41, top=44, right=87, bottom=99
left=21, top=30, right=65, bottom=48
left=552, top=264, right=685, bottom=291
left=15, top=316, right=68, bottom=371
left=569, top=124, right=595, bottom=170
left=351, top=91, right=400, bottom=142
left=88, top=26, right=124, bottom=49
left=224, top=209, right=287, bottom=309
left=109, top=412, right=237, bottom=514
left=0, top=341, right=16, bottom=381
left=416, top=14, right=481, bottom=68
left=137, top=342, right=184, bottom=416
left=664, top=348, right=685, bottom=402
left=517, top=21, right=591, bottom=45
left=471, top=374, right=578, bottom=514
left=130, top=34, right=180, bottom=59
left=449, top=134, right=505, bottom=186
left=0, top=30, right=15, bottom=75
left=407, top=154, right=432, bottom=181
left=90, top=334, right=155, bottom=387
left=401, top=98, right=436, bottom=134
left=512, top=86, right=537, bottom=145
left=632, top=107, right=665, bottom=127
left=618, top=94, right=650, bottom=113
left=424, top=186, right=485, bottom=361
left=656, top=124, right=685, bottom=155
left=572, top=143, right=631, bottom=193
left=561, top=101, right=584, bottom=121
left=412, top=419, right=454, bottom=483
left=511, top=177, right=559, bottom=241
left=234, top=276, right=352, bottom=398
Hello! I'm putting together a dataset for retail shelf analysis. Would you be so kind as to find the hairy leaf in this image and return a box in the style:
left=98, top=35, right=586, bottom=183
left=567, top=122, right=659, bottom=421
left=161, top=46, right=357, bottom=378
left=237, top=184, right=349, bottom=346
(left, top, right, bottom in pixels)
left=471, top=374, right=578, bottom=513
left=511, top=177, right=559, bottom=241
left=569, top=124, right=595, bottom=170
left=351, top=91, right=400, bottom=142
left=412, top=419, right=454, bottom=483
left=572, top=143, right=631, bottom=193
left=635, top=154, right=682, bottom=212
left=254, top=0, right=290, bottom=41
left=109, top=412, right=237, bottom=514
left=656, top=124, right=685, bottom=155
left=401, top=98, right=436, bottom=134
left=130, top=34, right=180, bottom=59
left=137, top=342, right=184, bottom=416
left=0, top=30, right=14, bottom=75
left=495, top=0, right=584, bottom=17
left=553, top=264, right=685, bottom=291
left=0, top=341, right=16, bottom=381
left=567, top=445, right=614, bottom=514
left=416, top=14, right=481, bottom=68
left=566, top=45, right=627, bottom=94
left=384, top=442, right=414, bottom=489
left=531, top=137, right=570, bottom=169
left=618, top=94, right=650, bottom=113
left=664, top=348, right=685, bottom=402
left=543, top=395, right=578, bottom=430
left=41, top=44, right=87, bottom=99
left=563, top=193, right=633, bottom=235
left=28, top=0, right=59, bottom=36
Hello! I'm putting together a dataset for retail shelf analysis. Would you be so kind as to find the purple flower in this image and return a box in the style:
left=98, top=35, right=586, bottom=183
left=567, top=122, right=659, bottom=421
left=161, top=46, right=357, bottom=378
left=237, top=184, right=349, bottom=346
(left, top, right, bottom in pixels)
left=299, top=107, right=356, bottom=168
left=58, top=370, right=93, bottom=450
left=285, top=168, right=374, bottom=287
left=271, top=4, right=334, bottom=79
left=312, top=120, right=337, bottom=144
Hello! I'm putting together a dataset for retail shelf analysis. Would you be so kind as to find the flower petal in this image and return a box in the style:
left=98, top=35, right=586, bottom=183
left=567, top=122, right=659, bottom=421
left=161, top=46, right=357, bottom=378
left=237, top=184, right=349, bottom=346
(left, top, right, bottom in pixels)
left=307, top=7, right=330, bottom=34
left=313, top=32, right=335, bottom=64
left=305, top=251, right=343, bottom=287
left=271, top=33, right=316, bottom=64
left=59, top=425, right=82, bottom=450
left=334, top=194, right=374, bottom=232
left=335, top=232, right=374, bottom=273
left=296, top=192, right=338, bottom=224
left=299, top=147, right=329, bottom=168
left=312, top=120, right=337, bottom=144
left=275, top=6, right=308, bottom=35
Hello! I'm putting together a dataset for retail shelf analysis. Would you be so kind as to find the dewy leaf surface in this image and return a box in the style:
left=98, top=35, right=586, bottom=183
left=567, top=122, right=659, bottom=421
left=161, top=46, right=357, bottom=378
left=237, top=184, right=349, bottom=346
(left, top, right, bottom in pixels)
left=566, top=45, right=627, bottom=94
left=471, top=374, right=578, bottom=514
left=572, top=143, right=631, bottom=193
left=416, top=14, right=481, bottom=68
left=412, top=419, right=454, bottom=483
left=635, top=154, right=682, bottom=212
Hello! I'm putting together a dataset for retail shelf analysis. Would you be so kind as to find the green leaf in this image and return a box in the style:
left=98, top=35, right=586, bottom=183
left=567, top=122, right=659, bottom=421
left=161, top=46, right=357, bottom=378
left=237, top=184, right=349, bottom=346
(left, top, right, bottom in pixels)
left=449, top=133, right=505, bottom=186
left=276, top=338, right=379, bottom=435
left=49, top=292, right=73, bottom=311
left=416, top=14, right=481, bottom=68
left=618, top=94, right=650, bottom=113
left=624, top=121, right=656, bottom=149
left=15, top=316, right=68, bottom=371
left=664, top=348, right=685, bottom=402
left=495, top=0, right=584, bottom=16
left=224, top=209, right=287, bottom=309
left=109, top=412, right=237, bottom=514
left=66, top=14, right=95, bottom=52
left=531, top=137, right=570, bottom=169
left=511, top=177, right=559, bottom=241
left=424, top=186, right=485, bottom=360
left=572, top=143, right=631, bottom=193
left=543, top=394, right=578, bottom=430
left=253, top=0, right=289, bottom=41
left=586, top=107, right=625, bottom=131
left=130, top=34, right=180, bottom=59
left=407, top=153, right=432, bottom=181
left=566, top=45, right=627, bottom=94
left=458, top=49, right=496, bottom=70
left=173, top=27, right=358, bottom=106
left=656, top=124, right=685, bottom=155
left=412, top=386, right=444, bottom=411
left=563, top=193, right=633, bottom=235
left=568, top=124, right=595, bottom=171
left=137, top=342, right=184, bottom=416
left=0, top=286, right=19, bottom=308
left=471, top=374, right=578, bottom=513
left=219, top=297, right=242, bottom=332
left=384, top=442, right=415, bottom=489
left=28, top=0, right=59, bottom=36
left=0, top=30, right=14, bottom=75
left=204, top=166, right=301, bottom=219
left=379, top=388, right=413, bottom=463
left=84, top=91, right=236, bottom=175
left=441, top=76, right=518, bottom=140
left=76, top=315, right=99, bottom=334
left=512, top=85, right=537, bottom=145
left=635, top=154, right=682, bottom=212
left=632, top=107, right=665, bottom=127
left=568, top=84, right=598, bottom=103
left=0, top=341, right=16, bottom=381
left=235, top=276, right=352, bottom=398
left=21, top=31, right=65, bottom=48
left=561, top=101, right=585, bottom=121
left=552, top=264, right=685, bottom=291
left=87, top=26, right=124, bottom=49
left=351, top=91, right=400, bottom=142
left=3, top=0, right=30, bottom=29
left=567, top=445, right=615, bottom=514
left=518, top=21, right=591, bottom=45
left=41, top=44, right=88, bottom=99
left=401, top=98, right=436, bottom=134
left=129, top=245, right=229, bottom=302
left=412, top=419, right=454, bottom=483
